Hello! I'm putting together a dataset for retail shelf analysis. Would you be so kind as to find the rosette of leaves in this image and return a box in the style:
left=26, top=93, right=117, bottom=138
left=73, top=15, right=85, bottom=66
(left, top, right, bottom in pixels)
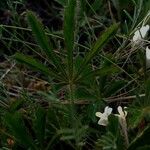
left=3, top=0, right=121, bottom=149
left=14, top=0, right=120, bottom=103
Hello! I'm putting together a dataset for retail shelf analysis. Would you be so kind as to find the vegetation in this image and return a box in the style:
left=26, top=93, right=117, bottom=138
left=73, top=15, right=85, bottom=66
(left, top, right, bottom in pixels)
left=0, top=0, right=150, bottom=149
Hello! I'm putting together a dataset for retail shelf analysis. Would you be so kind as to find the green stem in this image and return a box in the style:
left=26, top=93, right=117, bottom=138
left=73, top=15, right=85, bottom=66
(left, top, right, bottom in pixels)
left=69, top=82, right=81, bottom=150
left=68, top=81, right=75, bottom=125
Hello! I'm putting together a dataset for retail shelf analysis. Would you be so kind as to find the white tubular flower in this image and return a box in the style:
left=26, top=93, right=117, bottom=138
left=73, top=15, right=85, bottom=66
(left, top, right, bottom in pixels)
left=95, top=106, right=113, bottom=126
left=115, top=106, right=127, bottom=119
left=146, top=46, right=150, bottom=68
left=132, top=25, right=149, bottom=44
left=115, top=106, right=127, bottom=125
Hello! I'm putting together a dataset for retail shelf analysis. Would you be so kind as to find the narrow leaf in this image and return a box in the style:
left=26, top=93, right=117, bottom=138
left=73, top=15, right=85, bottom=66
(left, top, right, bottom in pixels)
left=78, top=65, right=120, bottom=82
left=14, top=53, right=61, bottom=80
left=83, top=23, right=119, bottom=66
left=27, top=11, right=66, bottom=77
left=77, top=23, right=119, bottom=78
left=27, top=11, right=52, bottom=60
left=33, top=106, right=46, bottom=148
left=4, top=112, right=37, bottom=150
left=64, top=0, right=76, bottom=79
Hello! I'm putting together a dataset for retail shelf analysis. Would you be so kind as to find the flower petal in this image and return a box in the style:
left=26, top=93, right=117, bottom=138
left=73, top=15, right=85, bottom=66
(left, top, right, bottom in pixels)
left=146, top=46, right=150, bottom=60
left=104, top=106, right=113, bottom=115
left=124, top=111, right=127, bottom=117
left=132, top=25, right=149, bottom=43
left=140, top=25, right=149, bottom=38
left=96, top=106, right=112, bottom=126
left=95, top=112, right=102, bottom=117
left=107, top=107, right=113, bottom=115
left=124, top=107, right=128, bottom=117
left=104, top=106, right=109, bottom=112
left=146, top=47, right=150, bottom=68
left=98, top=118, right=108, bottom=126
left=117, top=106, right=124, bottom=117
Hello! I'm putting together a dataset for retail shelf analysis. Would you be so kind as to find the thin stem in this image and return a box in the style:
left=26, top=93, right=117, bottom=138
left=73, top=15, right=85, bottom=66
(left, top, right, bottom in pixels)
left=120, top=119, right=129, bottom=148
left=68, top=82, right=75, bottom=124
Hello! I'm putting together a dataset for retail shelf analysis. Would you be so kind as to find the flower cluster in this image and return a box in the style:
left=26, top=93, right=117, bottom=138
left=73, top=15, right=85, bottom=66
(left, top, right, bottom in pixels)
left=95, top=106, right=127, bottom=126
left=95, top=106, right=129, bottom=145
left=132, top=25, right=150, bottom=68
left=95, top=106, right=112, bottom=126
left=132, top=25, right=149, bottom=44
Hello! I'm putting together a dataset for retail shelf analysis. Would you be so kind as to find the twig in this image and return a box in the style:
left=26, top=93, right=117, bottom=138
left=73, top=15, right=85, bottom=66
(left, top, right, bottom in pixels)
left=108, top=0, right=116, bottom=23
left=0, top=62, right=16, bottom=80
left=61, top=94, right=145, bottom=104
left=5, top=84, right=146, bottom=105
left=105, top=94, right=145, bottom=102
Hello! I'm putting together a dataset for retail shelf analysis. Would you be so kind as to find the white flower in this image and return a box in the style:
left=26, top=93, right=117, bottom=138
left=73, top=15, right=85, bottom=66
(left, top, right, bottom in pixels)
left=115, top=106, right=129, bottom=146
left=132, top=25, right=149, bottom=44
left=95, top=106, right=113, bottom=126
left=115, top=106, right=127, bottom=120
left=146, top=46, right=150, bottom=68
left=115, top=106, right=127, bottom=131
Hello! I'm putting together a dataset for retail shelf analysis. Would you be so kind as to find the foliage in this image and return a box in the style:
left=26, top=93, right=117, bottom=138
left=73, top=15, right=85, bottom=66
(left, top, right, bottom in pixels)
left=95, top=115, right=124, bottom=150
left=0, top=0, right=150, bottom=149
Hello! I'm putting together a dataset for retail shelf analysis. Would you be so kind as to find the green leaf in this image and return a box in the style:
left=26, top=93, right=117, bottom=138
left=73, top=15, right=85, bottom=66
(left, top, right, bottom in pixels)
left=14, top=53, right=61, bottom=80
left=78, top=64, right=120, bottom=82
left=83, top=23, right=119, bottom=66
left=76, top=23, right=119, bottom=78
left=128, top=107, right=144, bottom=129
left=64, top=0, right=76, bottom=79
left=27, top=11, right=66, bottom=78
left=27, top=11, right=53, bottom=61
left=92, top=65, right=120, bottom=77
left=33, top=106, right=46, bottom=148
left=74, top=87, right=96, bottom=101
left=96, top=115, right=124, bottom=150
left=96, top=132, right=118, bottom=150
left=4, top=112, right=37, bottom=150
left=107, top=115, right=119, bottom=137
